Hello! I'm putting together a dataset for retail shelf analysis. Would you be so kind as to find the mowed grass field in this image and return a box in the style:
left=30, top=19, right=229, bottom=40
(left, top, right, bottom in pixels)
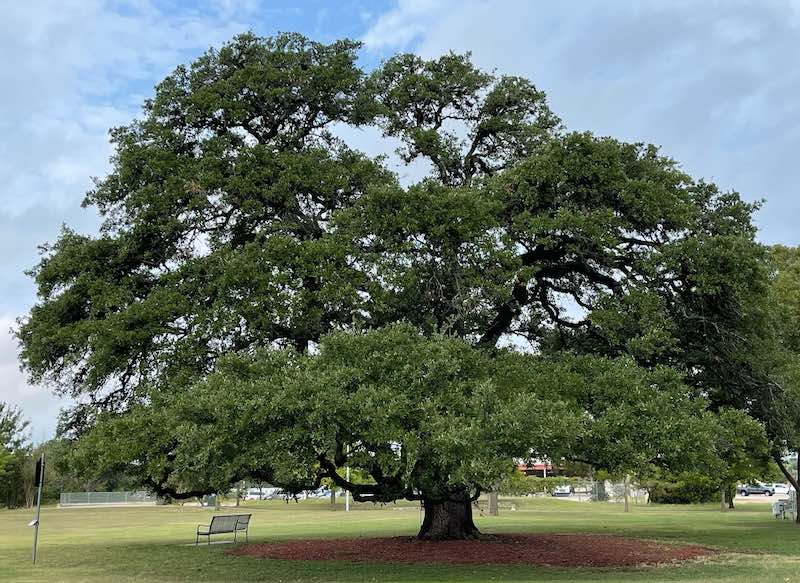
left=2, top=497, right=800, bottom=583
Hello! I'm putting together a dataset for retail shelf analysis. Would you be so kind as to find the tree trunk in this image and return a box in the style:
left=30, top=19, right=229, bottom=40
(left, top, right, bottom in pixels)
left=418, top=498, right=481, bottom=540
left=24, top=481, right=35, bottom=509
left=727, top=483, right=735, bottom=509
left=330, top=489, right=336, bottom=510
left=719, top=483, right=727, bottom=512
left=594, top=480, right=608, bottom=501
left=623, top=475, right=630, bottom=513
left=488, top=491, right=499, bottom=516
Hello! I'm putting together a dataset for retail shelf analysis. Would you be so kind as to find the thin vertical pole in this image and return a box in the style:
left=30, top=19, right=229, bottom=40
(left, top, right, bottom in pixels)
left=345, top=463, right=351, bottom=512
left=623, top=474, right=630, bottom=513
left=32, top=452, right=44, bottom=564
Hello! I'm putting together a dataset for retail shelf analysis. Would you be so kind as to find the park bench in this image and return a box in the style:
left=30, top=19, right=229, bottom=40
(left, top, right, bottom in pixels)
left=195, top=513, right=251, bottom=545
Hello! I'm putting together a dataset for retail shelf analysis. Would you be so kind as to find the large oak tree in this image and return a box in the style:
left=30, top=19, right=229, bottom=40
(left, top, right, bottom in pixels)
left=18, top=33, right=768, bottom=538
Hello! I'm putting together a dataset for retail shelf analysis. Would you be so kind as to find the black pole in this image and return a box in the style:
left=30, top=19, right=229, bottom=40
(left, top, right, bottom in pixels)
left=31, top=452, right=45, bottom=564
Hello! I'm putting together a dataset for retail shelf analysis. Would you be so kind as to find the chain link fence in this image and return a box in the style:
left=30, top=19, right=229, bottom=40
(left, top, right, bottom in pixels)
left=59, top=491, right=157, bottom=507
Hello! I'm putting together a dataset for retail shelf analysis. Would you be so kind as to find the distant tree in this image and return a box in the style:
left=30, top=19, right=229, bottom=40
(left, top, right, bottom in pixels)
left=0, top=442, right=13, bottom=503
left=688, top=244, right=800, bottom=522
left=0, top=403, right=31, bottom=508
left=712, top=408, right=772, bottom=509
left=41, top=437, right=139, bottom=499
left=758, top=246, right=800, bottom=512
left=17, top=33, right=770, bottom=538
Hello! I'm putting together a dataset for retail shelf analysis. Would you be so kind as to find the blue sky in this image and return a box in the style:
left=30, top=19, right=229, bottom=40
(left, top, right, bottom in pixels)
left=2, top=0, right=800, bottom=439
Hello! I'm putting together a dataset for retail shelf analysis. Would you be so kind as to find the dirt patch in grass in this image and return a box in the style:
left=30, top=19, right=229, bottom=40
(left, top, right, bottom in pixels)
left=229, top=534, right=716, bottom=568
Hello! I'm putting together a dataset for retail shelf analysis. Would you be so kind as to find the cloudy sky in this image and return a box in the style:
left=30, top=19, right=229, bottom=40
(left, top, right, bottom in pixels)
left=2, top=0, right=799, bottom=440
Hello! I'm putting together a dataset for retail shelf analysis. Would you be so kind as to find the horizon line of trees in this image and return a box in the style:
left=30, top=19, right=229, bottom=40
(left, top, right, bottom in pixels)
left=1, top=403, right=139, bottom=509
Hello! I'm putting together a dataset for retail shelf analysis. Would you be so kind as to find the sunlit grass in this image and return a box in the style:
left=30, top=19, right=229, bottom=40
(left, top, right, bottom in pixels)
left=1, top=496, right=797, bottom=582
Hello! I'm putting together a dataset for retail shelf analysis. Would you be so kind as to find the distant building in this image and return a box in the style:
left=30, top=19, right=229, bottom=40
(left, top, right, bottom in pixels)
left=516, top=462, right=559, bottom=477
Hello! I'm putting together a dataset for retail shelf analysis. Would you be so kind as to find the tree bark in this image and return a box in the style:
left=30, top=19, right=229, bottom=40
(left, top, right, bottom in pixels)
left=594, top=480, right=608, bottom=501
left=727, top=483, right=735, bottom=509
left=488, top=491, right=499, bottom=516
left=418, top=498, right=481, bottom=540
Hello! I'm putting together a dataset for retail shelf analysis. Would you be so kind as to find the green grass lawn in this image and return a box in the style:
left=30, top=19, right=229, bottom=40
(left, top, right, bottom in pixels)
left=1, top=497, right=798, bottom=582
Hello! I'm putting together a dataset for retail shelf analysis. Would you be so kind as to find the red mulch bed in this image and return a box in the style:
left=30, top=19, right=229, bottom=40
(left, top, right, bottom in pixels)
left=229, top=534, right=716, bottom=568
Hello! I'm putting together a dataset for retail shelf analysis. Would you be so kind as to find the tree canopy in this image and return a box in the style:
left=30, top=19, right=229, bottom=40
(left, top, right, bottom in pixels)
left=756, top=245, right=800, bottom=500
left=17, top=32, right=775, bottom=538
left=77, top=324, right=722, bottom=538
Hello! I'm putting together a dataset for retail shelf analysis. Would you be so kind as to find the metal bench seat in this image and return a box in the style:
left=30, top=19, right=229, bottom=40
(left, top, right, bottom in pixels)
left=195, top=513, right=252, bottom=545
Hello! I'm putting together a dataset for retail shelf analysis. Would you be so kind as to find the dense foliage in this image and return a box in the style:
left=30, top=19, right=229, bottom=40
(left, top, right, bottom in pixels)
left=0, top=403, right=31, bottom=508
left=75, top=325, right=719, bottom=502
left=761, top=246, right=800, bottom=499
left=644, top=473, right=720, bottom=504
left=16, top=33, right=779, bottom=536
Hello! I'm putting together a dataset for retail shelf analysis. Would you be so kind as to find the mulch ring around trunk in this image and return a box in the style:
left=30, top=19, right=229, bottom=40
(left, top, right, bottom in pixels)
left=228, top=533, right=717, bottom=568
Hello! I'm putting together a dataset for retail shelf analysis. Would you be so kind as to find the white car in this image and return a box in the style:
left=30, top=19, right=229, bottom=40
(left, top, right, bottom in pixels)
left=244, top=487, right=280, bottom=500
left=552, top=485, right=573, bottom=497
left=770, top=483, right=794, bottom=496
left=304, top=487, right=332, bottom=499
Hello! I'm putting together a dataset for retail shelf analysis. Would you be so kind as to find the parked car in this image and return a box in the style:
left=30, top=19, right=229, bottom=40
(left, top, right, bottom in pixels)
left=737, top=483, right=775, bottom=496
left=244, top=487, right=281, bottom=500
left=244, top=488, right=265, bottom=500
left=552, top=485, right=573, bottom=497
left=769, top=483, right=793, bottom=496
left=305, top=487, right=332, bottom=499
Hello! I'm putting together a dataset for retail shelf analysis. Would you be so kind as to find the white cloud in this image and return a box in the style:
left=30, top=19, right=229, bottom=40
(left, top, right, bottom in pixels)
left=362, top=0, right=800, bottom=245
left=0, top=0, right=258, bottom=215
left=362, top=0, right=442, bottom=50
left=0, top=316, right=67, bottom=444
left=0, top=1, right=260, bottom=437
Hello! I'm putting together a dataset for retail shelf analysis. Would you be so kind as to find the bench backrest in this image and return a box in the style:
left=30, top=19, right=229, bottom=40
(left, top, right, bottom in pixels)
left=208, top=515, right=240, bottom=534
left=234, top=514, right=251, bottom=529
